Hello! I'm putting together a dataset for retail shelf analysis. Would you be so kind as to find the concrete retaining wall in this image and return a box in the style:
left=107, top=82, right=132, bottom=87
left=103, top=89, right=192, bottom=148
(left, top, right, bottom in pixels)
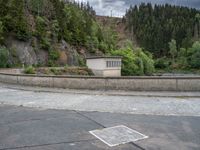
left=0, top=69, right=200, bottom=91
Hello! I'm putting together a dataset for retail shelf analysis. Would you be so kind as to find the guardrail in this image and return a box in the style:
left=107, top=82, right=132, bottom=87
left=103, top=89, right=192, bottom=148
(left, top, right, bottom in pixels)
left=0, top=69, right=199, bottom=91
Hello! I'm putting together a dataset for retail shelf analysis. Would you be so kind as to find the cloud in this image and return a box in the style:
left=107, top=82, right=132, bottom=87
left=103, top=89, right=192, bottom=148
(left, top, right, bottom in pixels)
left=75, top=0, right=200, bottom=17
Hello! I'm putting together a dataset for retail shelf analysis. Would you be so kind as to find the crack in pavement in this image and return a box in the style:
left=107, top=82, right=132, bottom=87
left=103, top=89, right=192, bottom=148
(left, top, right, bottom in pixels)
left=74, top=111, right=106, bottom=128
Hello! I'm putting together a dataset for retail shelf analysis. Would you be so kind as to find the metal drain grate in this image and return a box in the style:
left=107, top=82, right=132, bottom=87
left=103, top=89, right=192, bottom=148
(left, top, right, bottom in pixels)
left=89, top=125, right=148, bottom=147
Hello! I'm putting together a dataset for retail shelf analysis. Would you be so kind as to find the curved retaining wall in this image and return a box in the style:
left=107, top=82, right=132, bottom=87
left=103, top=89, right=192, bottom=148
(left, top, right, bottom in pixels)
left=0, top=69, right=200, bottom=91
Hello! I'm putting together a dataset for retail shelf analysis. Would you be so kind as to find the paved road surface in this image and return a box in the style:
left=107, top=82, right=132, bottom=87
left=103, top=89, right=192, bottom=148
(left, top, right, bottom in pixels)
left=0, top=83, right=200, bottom=150
left=0, top=85, right=199, bottom=116
left=0, top=105, right=200, bottom=150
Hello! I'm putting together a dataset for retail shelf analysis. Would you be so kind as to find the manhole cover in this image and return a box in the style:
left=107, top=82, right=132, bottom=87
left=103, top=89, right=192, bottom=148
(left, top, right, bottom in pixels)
left=89, top=125, right=148, bottom=147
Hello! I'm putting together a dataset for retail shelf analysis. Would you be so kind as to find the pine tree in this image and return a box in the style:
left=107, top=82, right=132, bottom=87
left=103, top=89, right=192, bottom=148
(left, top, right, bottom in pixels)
left=10, top=0, right=30, bottom=41
left=169, top=39, right=177, bottom=64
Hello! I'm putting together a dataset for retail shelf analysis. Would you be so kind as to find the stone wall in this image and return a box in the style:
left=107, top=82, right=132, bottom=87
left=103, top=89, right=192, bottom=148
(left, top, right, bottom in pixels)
left=0, top=69, right=199, bottom=91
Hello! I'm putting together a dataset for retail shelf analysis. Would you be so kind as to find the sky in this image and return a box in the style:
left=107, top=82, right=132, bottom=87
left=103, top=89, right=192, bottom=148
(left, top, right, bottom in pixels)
left=74, top=0, right=200, bottom=17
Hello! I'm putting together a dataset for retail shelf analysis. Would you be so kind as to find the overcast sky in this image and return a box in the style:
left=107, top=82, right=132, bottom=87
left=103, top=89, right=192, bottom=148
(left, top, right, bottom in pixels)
left=75, top=0, right=200, bottom=17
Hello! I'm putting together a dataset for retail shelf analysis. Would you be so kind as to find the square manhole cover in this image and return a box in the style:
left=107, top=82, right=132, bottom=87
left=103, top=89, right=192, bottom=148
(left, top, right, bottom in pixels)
left=89, top=125, right=148, bottom=147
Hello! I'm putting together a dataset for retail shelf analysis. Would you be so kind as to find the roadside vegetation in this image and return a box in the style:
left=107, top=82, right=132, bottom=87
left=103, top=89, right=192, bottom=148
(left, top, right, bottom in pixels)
left=0, top=1, right=199, bottom=76
left=125, top=3, right=200, bottom=74
left=24, top=66, right=94, bottom=76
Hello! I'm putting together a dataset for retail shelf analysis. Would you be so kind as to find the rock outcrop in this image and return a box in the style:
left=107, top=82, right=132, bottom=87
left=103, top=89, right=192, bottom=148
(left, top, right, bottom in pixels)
left=6, top=36, right=80, bottom=66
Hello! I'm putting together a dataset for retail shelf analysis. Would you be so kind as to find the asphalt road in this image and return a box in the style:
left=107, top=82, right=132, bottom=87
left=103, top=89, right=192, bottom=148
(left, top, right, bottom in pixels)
left=0, top=105, right=200, bottom=150
left=0, top=84, right=200, bottom=150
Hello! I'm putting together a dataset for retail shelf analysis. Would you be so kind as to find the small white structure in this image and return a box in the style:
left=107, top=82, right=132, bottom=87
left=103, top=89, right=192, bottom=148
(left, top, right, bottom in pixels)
left=86, top=56, right=122, bottom=77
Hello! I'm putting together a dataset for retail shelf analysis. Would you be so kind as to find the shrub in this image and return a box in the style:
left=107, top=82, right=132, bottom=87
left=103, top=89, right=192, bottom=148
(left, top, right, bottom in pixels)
left=111, top=47, right=155, bottom=76
left=64, top=67, right=94, bottom=76
left=176, top=48, right=188, bottom=69
left=111, top=48, right=139, bottom=76
left=40, top=37, right=50, bottom=50
left=16, top=25, right=31, bottom=41
left=155, top=57, right=170, bottom=69
left=78, top=55, right=86, bottom=67
left=24, top=66, right=36, bottom=74
left=187, top=41, right=200, bottom=69
left=50, top=67, right=61, bottom=75
left=49, top=49, right=59, bottom=61
left=136, top=48, right=155, bottom=75
left=0, top=47, right=9, bottom=68
left=189, top=51, right=200, bottom=69
left=48, top=49, right=60, bottom=67
left=35, top=16, right=46, bottom=38
left=0, top=21, right=4, bottom=44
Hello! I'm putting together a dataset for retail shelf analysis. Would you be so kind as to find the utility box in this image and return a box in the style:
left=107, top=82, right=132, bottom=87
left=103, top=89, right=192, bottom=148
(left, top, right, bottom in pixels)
left=86, top=56, right=122, bottom=77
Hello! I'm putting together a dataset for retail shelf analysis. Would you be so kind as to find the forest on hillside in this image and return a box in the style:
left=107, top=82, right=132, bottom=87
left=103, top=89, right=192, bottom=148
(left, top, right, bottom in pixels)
left=125, top=3, right=200, bottom=72
left=0, top=0, right=117, bottom=66
left=0, top=1, right=199, bottom=76
left=0, top=0, right=156, bottom=76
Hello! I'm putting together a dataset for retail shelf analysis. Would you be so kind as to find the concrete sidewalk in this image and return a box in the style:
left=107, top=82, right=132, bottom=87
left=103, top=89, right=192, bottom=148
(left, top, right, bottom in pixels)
left=1, top=82, right=200, bottom=98
left=0, top=85, right=200, bottom=117
left=0, top=105, right=199, bottom=150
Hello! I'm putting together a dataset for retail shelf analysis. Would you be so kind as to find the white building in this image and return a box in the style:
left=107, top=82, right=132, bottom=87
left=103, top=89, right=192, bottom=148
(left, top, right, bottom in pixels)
left=86, top=56, right=122, bottom=77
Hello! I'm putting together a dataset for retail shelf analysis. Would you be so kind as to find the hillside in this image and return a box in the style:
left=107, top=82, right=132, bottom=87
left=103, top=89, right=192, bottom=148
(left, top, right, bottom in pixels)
left=0, top=0, right=113, bottom=67
left=95, top=16, right=138, bottom=48
left=0, top=1, right=199, bottom=76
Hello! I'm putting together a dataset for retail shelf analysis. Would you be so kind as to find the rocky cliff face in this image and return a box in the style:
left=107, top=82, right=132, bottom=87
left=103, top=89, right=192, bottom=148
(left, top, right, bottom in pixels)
left=6, top=36, right=48, bottom=65
left=6, top=36, right=80, bottom=66
left=58, top=40, right=79, bottom=66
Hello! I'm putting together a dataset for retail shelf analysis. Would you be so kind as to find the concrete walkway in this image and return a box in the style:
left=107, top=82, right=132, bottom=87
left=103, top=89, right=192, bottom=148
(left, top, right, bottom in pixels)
left=1, top=83, right=200, bottom=98
left=0, top=83, right=200, bottom=117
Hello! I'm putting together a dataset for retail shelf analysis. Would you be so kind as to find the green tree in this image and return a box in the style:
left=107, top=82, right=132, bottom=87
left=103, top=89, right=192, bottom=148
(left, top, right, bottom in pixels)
left=0, top=21, right=4, bottom=44
left=111, top=45, right=155, bottom=76
left=169, top=39, right=177, bottom=64
left=125, top=3, right=199, bottom=57
left=0, top=48, right=9, bottom=68
left=188, top=41, right=200, bottom=68
left=195, top=13, right=200, bottom=39
left=177, top=48, right=188, bottom=68
left=10, top=0, right=30, bottom=41
left=35, top=16, right=46, bottom=38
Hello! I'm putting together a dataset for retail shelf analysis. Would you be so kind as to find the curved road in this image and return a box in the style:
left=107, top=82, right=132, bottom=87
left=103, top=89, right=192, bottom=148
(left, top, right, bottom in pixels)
left=0, top=83, right=200, bottom=150
left=0, top=83, right=200, bottom=117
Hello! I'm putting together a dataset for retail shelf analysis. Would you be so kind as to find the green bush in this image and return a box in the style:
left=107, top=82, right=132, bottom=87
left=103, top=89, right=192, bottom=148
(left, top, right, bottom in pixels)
left=136, top=48, right=155, bottom=75
left=78, top=55, right=86, bottom=67
left=40, top=37, right=50, bottom=50
left=15, top=23, right=31, bottom=41
left=64, top=67, right=94, bottom=76
left=24, top=66, right=36, bottom=74
left=155, top=57, right=170, bottom=69
left=189, top=51, right=200, bottom=68
left=35, top=16, right=46, bottom=38
left=0, top=48, right=9, bottom=68
left=0, top=21, right=4, bottom=44
left=111, top=46, right=155, bottom=76
left=50, top=67, right=61, bottom=75
left=176, top=48, right=188, bottom=69
left=188, top=41, right=200, bottom=69
left=49, top=49, right=59, bottom=61
left=111, top=48, right=138, bottom=76
left=47, top=50, right=59, bottom=67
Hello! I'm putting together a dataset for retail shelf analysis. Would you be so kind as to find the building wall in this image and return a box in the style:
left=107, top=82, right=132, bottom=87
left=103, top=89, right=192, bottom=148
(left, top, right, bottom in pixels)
left=103, top=69, right=121, bottom=77
left=91, top=70, right=104, bottom=76
left=86, top=59, right=105, bottom=70
left=87, top=58, right=122, bottom=77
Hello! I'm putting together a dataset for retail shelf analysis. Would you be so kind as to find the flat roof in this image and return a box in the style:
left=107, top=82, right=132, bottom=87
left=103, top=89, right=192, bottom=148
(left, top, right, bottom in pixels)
left=86, top=56, right=122, bottom=59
